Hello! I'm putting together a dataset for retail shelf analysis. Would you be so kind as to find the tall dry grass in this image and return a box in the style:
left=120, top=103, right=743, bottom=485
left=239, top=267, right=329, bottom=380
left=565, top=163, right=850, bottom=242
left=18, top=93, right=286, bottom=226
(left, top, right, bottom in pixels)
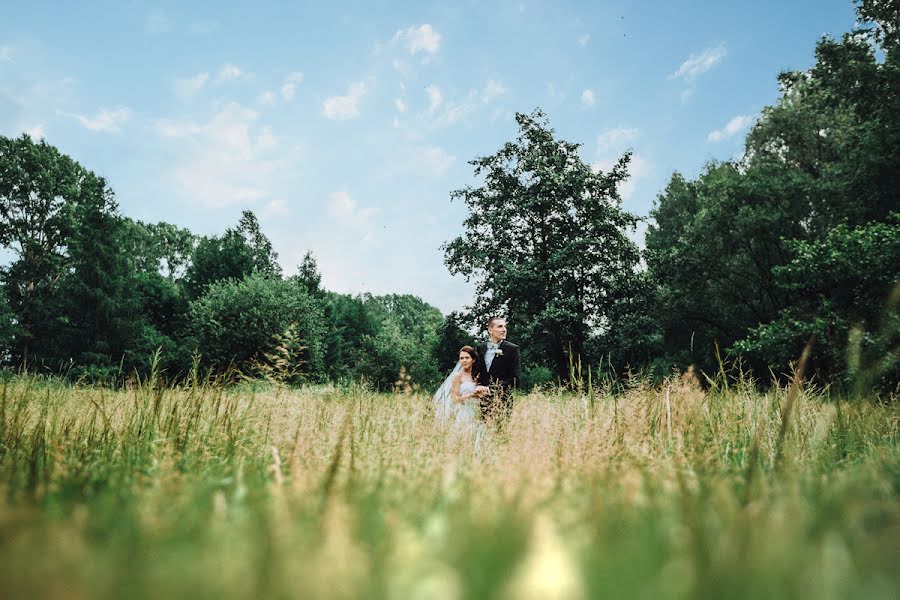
left=0, top=372, right=897, bottom=599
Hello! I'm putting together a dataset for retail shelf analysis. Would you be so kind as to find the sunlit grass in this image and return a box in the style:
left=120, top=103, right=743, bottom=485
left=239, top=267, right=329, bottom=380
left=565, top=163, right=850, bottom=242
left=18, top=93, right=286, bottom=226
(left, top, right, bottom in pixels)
left=0, top=373, right=897, bottom=599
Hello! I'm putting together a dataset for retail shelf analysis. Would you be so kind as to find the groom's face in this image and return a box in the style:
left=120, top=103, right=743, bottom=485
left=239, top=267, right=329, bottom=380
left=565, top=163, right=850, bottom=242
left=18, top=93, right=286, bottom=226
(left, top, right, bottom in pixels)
left=488, top=319, right=507, bottom=342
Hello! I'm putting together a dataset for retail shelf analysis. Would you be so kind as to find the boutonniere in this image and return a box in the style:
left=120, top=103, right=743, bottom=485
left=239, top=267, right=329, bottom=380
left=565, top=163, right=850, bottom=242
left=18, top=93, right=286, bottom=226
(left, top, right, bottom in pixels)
left=495, top=348, right=504, bottom=357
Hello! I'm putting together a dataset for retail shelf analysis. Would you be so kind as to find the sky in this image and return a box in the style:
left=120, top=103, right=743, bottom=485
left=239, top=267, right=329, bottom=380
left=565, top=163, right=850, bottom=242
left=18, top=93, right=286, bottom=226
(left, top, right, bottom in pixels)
left=1, top=0, right=859, bottom=313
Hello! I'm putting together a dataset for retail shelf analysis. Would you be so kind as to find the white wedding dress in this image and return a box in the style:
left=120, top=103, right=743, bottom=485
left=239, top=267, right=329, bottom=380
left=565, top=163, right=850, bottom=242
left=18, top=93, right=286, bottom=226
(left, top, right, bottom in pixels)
left=432, top=366, right=486, bottom=451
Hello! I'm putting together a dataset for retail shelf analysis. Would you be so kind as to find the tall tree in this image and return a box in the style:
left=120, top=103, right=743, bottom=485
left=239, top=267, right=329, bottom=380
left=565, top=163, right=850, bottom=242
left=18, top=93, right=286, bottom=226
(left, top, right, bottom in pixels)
left=184, top=210, right=280, bottom=299
left=56, top=172, right=139, bottom=372
left=0, top=135, right=81, bottom=365
left=293, top=251, right=322, bottom=297
left=444, top=110, right=640, bottom=379
left=122, top=219, right=196, bottom=282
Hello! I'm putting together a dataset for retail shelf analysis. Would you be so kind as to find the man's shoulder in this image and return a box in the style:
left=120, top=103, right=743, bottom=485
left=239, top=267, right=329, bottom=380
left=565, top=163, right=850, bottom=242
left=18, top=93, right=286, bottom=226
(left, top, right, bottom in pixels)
left=501, top=341, right=519, bottom=350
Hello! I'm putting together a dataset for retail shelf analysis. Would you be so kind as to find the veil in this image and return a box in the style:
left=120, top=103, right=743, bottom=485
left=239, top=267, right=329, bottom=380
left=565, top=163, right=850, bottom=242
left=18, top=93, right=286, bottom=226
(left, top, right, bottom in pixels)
left=431, top=361, right=461, bottom=421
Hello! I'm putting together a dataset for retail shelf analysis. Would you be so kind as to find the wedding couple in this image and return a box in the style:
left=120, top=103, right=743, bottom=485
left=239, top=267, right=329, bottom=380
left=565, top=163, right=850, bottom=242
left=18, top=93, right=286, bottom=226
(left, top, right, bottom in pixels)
left=432, top=317, right=521, bottom=441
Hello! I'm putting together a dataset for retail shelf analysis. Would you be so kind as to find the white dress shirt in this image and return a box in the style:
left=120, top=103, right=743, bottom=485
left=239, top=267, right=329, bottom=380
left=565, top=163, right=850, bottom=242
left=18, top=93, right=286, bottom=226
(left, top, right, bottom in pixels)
left=485, top=341, right=501, bottom=372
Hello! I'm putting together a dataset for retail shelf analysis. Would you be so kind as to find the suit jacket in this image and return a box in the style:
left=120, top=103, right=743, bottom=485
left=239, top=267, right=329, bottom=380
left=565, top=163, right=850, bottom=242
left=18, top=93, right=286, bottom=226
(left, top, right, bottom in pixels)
left=476, top=340, right=521, bottom=392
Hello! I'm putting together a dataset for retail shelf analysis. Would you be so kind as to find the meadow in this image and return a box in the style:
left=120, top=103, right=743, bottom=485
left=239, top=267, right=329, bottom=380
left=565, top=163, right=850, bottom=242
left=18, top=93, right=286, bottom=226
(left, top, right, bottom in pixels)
left=0, top=372, right=897, bottom=600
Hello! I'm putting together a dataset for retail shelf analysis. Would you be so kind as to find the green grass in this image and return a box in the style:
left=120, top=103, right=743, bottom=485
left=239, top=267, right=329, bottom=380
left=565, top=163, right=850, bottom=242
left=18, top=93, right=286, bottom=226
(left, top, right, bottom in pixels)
left=0, top=374, right=897, bottom=599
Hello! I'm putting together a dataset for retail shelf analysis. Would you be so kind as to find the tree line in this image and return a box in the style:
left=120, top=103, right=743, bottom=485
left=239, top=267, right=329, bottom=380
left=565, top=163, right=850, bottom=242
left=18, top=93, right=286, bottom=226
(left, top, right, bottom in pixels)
left=1, top=0, right=897, bottom=392
left=445, top=0, right=898, bottom=392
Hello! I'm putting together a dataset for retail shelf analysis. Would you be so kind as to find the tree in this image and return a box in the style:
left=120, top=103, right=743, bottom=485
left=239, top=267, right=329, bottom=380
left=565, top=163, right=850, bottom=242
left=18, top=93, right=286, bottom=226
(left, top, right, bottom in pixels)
left=187, top=273, right=324, bottom=378
left=56, top=172, right=140, bottom=374
left=358, top=294, right=444, bottom=389
left=646, top=163, right=802, bottom=375
left=433, top=311, right=474, bottom=373
left=646, top=3, right=900, bottom=384
left=293, top=251, right=322, bottom=297
left=855, top=0, right=900, bottom=52
left=735, top=216, right=900, bottom=389
left=122, top=219, right=196, bottom=282
left=320, top=291, right=380, bottom=382
left=0, top=135, right=78, bottom=365
left=444, top=109, right=641, bottom=379
left=0, top=286, right=19, bottom=360
left=184, top=210, right=281, bottom=299
left=236, top=210, right=281, bottom=278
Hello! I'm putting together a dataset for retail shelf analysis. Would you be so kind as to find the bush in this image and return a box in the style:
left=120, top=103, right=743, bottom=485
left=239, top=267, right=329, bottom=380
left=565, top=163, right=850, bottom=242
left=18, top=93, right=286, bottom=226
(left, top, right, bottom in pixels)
left=187, top=273, right=324, bottom=378
left=520, top=365, right=555, bottom=391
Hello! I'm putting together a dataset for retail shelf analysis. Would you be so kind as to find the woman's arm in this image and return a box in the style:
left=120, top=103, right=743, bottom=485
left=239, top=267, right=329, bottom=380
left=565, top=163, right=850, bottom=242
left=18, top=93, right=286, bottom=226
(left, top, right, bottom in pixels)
left=451, top=373, right=471, bottom=404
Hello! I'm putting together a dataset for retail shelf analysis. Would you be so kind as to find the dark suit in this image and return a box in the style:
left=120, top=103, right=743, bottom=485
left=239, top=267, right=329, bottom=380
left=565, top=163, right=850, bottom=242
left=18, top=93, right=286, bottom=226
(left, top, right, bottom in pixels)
left=476, top=340, right=521, bottom=423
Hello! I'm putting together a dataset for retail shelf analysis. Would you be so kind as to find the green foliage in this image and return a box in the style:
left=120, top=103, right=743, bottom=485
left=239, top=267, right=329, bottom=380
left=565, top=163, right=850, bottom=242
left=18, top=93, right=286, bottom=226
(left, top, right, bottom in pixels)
left=736, top=217, right=900, bottom=390
left=0, top=134, right=80, bottom=364
left=444, top=109, right=641, bottom=380
left=57, top=173, right=139, bottom=369
left=187, top=273, right=324, bottom=378
left=184, top=210, right=281, bottom=299
left=432, top=311, right=473, bottom=373
left=646, top=15, right=900, bottom=386
left=293, top=251, right=322, bottom=297
left=320, top=290, right=380, bottom=382
left=646, top=163, right=796, bottom=375
left=122, top=218, right=196, bottom=282
left=519, top=364, right=555, bottom=390
left=854, top=0, right=900, bottom=51
left=356, top=294, right=444, bottom=390
left=0, top=286, right=19, bottom=353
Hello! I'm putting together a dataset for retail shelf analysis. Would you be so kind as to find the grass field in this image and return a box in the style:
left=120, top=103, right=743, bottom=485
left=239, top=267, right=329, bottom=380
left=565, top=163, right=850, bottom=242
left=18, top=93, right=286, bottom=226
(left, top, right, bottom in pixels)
left=0, top=373, right=897, bottom=599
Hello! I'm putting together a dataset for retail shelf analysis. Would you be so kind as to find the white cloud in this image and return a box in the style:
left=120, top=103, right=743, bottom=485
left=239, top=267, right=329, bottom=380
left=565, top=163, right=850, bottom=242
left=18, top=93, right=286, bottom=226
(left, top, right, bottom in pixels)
left=256, top=125, right=276, bottom=150
left=322, top=81, right=367, bottom=120
left=400, top=88, right=481, bottom=135
left=216, top=63, right=244, bottom=83
left=420, top=146, right=455, bottom=176
left=257, top=90, right=276, bottom=106
left=0, top=46, right=12, bottom=62
left=578, top=34, right=590, bottom=47
left=153, top=102, right=284, bottom=207
left=281, top=71, right=304, bottom=101
left=707, top=114, right=753, bottom=142
left=394, top=98, right=407, bottom=112
left=617, top=154, right=651, bottom=201
left=680, top=88, right=695, bottom=103
left=669, top=44, right=727, bottom=81
left=426, top=84, right=443, bottom=112
left=591, top=154, right=652, bottom=201
left=24, top=124, right=45, bottom=139
left=596, top=127, right=638, bottom=152
left=392, top=24, right=442, bottom=56
left=60, top=106, right=132, bottom=132
left=175, top=72, right=209, bottom=98
left=482, top=79, right=506, bottom=103
left=592, top=127, right=650, bottom=203
left=327, top=190, right=379, bottom=241
left=261, top=198, right=289, bottom=218
left=581, top=89, right=596, bottom=107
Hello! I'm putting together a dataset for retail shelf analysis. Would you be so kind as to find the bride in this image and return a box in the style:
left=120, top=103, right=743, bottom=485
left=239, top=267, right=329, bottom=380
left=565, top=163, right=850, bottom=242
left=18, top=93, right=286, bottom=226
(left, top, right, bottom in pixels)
left=432, top=345, right=491, bottom=444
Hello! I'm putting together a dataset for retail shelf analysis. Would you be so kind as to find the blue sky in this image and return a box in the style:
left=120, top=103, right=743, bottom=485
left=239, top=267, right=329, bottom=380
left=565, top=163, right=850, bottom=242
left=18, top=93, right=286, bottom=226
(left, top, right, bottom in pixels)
left=1, top=1, right=858, bottom=313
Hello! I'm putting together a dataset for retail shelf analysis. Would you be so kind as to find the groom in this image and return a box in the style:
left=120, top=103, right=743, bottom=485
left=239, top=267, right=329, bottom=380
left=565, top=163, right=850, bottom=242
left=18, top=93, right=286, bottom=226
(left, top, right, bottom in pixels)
left=476, top=317, right=521, bottom=424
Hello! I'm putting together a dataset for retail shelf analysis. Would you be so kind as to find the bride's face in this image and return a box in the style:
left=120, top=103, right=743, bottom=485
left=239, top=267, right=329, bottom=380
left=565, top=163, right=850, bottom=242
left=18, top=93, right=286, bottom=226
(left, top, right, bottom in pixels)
left=459, top=351, right=473, bottom=370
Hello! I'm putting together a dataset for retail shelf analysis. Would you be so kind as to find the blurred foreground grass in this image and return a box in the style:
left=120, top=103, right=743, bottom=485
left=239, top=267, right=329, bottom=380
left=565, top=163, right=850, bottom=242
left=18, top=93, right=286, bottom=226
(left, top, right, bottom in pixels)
left=0, top=374, right=897, bottom=600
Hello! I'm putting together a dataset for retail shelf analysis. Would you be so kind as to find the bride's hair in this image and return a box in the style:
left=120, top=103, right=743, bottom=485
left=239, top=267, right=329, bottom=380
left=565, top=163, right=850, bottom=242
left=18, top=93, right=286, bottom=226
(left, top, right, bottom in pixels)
left=459, top=345, right=483, bottom=384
